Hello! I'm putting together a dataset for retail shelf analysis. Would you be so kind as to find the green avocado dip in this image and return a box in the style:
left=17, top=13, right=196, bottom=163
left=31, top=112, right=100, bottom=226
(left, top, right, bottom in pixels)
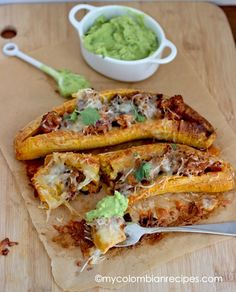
left=56, top=69, right=91, bottom=97
left=83, top=14, right=159, bottom=61
left=41, top=66, right=91, bottom=98
left=85, top=191, right=128, bottom=222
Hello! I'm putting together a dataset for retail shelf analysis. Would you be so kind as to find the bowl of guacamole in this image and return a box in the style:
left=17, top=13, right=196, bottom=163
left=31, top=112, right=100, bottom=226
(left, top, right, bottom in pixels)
left=69, top=4, right=177, bottom=82
left=83, top=14, right=159, bottom=61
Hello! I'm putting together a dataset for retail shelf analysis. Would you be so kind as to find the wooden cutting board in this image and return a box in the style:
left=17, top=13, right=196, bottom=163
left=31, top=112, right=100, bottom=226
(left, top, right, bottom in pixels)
left=0, top=2, right=236, bottom=292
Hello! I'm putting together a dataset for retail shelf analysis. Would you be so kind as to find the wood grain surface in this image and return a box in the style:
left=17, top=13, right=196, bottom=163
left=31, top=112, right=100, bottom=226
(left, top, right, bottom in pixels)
left=0, top=2, right=236, bottom=292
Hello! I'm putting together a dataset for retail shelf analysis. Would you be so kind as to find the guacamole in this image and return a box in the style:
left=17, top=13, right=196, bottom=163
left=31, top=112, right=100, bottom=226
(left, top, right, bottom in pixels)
left=83, top=14, right=159, bottom=61
left=85, top=191, right=128, bottom=222
left=57, top=70, right=91, bottom=97
left=41, top=65, right=91, bottom=98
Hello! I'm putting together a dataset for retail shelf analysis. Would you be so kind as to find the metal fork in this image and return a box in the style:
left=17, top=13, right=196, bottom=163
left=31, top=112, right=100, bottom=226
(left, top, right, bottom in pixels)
left=115, top=222, right=236, bottom=247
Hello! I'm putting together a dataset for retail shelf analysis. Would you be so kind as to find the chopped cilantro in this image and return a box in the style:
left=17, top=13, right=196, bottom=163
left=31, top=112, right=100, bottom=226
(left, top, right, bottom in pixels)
left=64, top=108, right=79, bottom=122
left=136, top=113, right=146, bottom=122
left=80, top=107, right=100, bottom=125
left=69, top=110, right=78, bottom=122
left=132, top=106, right=146, bottom=123
left=171, top=143, right=177, bottom=150
left=134, top=162, right=152, bottom=182
left=64, top=107, right=100, bottom=125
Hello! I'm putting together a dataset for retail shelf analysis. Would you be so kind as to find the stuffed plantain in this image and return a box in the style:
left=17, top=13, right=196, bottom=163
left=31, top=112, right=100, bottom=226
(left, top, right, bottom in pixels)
left=32, top=144, right=234, bottom=255
left=53, top=191, right=229, bottom=256
left=85, top=191, right=128, bottom=254
left=128, top=192, right=228, bottom=227
left=32, top=143, right=234, bottom=210
left=15, top=89, right=216, bottom=160
left=99, top=143, right=234, bottom=204
left=32, top=152, right=100, bottom=210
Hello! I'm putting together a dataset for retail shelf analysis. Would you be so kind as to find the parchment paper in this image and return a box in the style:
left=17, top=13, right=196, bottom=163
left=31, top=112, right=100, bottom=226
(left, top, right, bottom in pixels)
left=0, top=39, right=235, bottom=291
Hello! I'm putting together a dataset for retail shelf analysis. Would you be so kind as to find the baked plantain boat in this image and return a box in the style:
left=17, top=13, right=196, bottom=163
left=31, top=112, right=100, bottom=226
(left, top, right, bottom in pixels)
left=84, top=191, right=228, bottom=255
left=99, top=143, right=235, bottom=204
left=31, top=143, right=234, bottom=211
left=53, top=191, right=229, bottom=259
left=128, top=192, right=228, bottom=227
left=15, top=89, right=216, bottom=160
left=30, top=143, right=234, bottom=258
left=32, top=152, right=100, bottom=210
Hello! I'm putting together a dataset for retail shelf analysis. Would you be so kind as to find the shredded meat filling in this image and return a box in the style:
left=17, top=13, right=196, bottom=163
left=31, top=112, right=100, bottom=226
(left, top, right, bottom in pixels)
left=64, top=169, right=86, bottom=200
left=139, top=211, right=158, bottom=227
left=25, top=159, right=44, bottom=179
left=83, top=119, right=111, bottom=135
left=37, top=91, right=213, bottom=136
left=157, top=95, right=185, bottom=120
left=38, top=111, right=62, bottom=133
left=115, top=114, right=135, bottom=128
left=55, top=166, right=99, bottom=201
left=132, top=193, right=228, bottom=228
left=53, top=220, right=93, bottom=257
left=114, top=147, right=223, bottom=195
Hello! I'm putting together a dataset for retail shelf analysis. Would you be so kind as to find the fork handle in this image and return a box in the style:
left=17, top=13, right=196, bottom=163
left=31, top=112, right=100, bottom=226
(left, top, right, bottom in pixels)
left=144, top=221, right=236, bottom=236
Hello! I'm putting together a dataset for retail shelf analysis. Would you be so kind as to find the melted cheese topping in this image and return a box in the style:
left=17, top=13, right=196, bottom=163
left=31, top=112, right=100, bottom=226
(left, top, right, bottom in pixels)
left=58, top=89, right=159, bottom=133
left=129, top=192, right=222, bottom=226
left=32, top=153, right=99, bottom=210
left=115, top=150, right=222, bottom=196
left=132, top=93, right=160, bottom=119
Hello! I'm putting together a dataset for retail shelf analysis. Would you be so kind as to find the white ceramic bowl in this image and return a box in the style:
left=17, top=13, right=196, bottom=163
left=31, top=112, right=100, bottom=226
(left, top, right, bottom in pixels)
left=69, top=4, right=177, bottom=82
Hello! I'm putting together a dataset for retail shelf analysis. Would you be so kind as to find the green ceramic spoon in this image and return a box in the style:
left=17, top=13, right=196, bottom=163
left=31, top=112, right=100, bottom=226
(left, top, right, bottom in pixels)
left=2, top=42, right=91, bottom=98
